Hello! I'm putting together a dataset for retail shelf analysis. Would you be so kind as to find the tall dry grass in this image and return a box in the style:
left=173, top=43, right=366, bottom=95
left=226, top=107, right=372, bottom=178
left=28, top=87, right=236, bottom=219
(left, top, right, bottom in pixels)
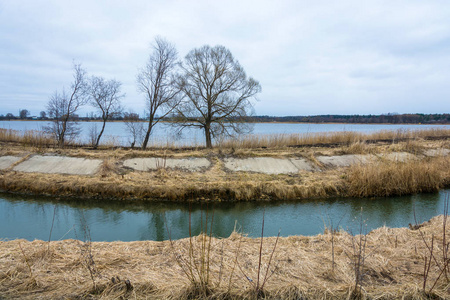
left=219, top=128, right=450, bottom=149
left=2, top=126, right=449, bottom=151
left=345, top=156, right=450, bottom=197
left=0, top=128, right=54, bottom=149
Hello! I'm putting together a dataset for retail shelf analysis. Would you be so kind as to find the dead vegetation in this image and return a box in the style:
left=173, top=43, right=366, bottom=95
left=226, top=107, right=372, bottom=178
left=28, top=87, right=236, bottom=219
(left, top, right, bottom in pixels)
left=2, top=126, right=450, bottom=151
left=345, top=156, right=450, bottom=198
left=1, top=215, right=449, bottom=299
left=218, top=128, right=450, bottom=149
left=0, top=154, right=448, bottom=202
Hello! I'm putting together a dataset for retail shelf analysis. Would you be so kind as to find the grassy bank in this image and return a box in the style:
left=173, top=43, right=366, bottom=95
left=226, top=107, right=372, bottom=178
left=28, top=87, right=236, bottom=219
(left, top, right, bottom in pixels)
left=1, top=215, right=449, bottom=299
left=0, top=128, right=449, bottom=201
left=1, top=143, right=450, bottom=202
left=0, top=153, right=449, bottom=202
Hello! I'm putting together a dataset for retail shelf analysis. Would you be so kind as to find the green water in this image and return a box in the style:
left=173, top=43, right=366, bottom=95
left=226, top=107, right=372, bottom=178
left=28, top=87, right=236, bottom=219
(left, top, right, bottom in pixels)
left=0, top=191, right=448, bottom=241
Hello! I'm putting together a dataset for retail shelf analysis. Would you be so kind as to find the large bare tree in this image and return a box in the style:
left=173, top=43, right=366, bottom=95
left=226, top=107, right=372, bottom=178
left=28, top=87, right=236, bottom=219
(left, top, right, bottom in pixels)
left=137, top=37, right=181, bottom=150
left=89, top=76, right=124, bottom=148
left=174, top=45, right=261, bottom=148
left=45, top=63, right=89, bottom=147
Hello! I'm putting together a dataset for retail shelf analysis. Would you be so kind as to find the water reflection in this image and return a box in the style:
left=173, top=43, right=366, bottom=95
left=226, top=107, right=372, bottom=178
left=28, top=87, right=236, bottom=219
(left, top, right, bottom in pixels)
left=0, top=191, right=448, bottom=242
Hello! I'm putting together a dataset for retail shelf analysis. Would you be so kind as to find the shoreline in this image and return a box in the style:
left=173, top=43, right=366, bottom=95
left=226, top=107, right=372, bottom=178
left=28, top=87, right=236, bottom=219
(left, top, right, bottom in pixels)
left=2, top=119, right=450, bottom=125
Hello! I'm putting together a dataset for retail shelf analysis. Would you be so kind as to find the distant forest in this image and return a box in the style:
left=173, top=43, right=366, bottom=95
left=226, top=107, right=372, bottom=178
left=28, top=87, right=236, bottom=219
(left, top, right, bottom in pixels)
left=246, top=113, right=450, bottom=124
left=1, top=112, right=449, bottom=124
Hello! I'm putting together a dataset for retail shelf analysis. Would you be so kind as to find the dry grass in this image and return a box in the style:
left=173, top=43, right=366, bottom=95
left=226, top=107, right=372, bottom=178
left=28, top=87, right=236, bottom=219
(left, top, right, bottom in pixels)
left=0, top=168, right=344, bottom=202
left=345, top=156, right=450, bottom=198
left=1, top=215, right=449, bottom=299
left=0, top=128, right=54, bottom=149
left=2, top=126, right=449, bottom=151
left=0, top=145, right=449, bottom=201
left=219, top=128, right=450, bottom=149
left=0, top=131, right=449, bottom=202
left=1, top=156, right=448, bottom=202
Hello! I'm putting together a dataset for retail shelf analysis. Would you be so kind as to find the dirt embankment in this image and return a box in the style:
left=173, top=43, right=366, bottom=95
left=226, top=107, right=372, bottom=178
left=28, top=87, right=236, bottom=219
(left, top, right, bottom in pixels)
left=0, top=140, right=450, bottom=201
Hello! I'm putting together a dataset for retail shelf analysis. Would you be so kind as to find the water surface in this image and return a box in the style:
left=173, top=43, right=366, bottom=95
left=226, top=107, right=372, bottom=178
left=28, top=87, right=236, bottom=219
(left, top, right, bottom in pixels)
left=1, top=191, right=448, bottom=242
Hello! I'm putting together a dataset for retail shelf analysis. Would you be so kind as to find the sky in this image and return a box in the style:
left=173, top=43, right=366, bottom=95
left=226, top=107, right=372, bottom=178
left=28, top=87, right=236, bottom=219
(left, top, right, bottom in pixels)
left=1, top=0, right=450, bottom=117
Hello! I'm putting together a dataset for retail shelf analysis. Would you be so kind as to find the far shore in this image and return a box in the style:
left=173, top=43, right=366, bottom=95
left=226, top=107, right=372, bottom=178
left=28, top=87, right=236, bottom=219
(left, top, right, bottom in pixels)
left=2, top=118, right=450, bottom=126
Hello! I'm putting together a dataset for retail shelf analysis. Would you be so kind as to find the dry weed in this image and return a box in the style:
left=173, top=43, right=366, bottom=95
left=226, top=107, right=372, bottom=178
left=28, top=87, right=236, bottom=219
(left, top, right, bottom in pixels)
left=1, top=216, right=450, bottom=299
left=345, top=157, right=449, bottom=197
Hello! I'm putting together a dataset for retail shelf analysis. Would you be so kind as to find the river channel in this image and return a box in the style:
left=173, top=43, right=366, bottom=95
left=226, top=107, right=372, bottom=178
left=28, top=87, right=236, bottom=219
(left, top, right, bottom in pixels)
left=1, top=190, right=448, bottom=242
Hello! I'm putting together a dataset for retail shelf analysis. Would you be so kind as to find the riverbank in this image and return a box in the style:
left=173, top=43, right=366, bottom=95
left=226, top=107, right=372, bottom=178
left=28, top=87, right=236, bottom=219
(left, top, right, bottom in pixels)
left=1, top=215, right=449, bottom=299
left=0, top=137, right=449, bottom=201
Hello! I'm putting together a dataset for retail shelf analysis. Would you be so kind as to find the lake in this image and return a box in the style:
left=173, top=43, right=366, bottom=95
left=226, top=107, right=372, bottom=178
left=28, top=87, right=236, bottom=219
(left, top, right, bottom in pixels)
left=1, top=120, right=450, bottom=147
left=1, top=191, right=448, bottom=242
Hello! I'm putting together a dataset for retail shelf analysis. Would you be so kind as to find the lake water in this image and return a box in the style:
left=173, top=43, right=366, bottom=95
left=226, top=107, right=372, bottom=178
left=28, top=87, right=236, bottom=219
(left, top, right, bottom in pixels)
left=2, top=120, right=450, bottom=147
left=1, top=191, right=448, bottom=242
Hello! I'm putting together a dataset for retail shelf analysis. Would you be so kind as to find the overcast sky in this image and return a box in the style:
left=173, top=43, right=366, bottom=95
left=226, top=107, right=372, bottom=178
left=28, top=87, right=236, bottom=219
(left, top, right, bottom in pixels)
left=1, top=0, right=449, bottom=117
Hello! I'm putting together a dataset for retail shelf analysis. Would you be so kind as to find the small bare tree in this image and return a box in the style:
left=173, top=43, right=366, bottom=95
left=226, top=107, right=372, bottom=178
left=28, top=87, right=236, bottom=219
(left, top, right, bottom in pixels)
left=89, top=76, right=124, bottom=148
left=137, top=37, right=182, bottom=150
left=123, top=112, right=144, bottom=148
left=45, top=63, right=89, bottom=147
left=46, top=90, right=82, bottom=145
left=174, top=45, right=261, bottom=148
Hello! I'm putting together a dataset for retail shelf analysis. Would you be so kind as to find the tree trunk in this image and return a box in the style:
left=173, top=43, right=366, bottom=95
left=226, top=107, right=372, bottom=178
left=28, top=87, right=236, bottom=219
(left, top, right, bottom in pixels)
left=205, top=124, right=212, bottom=148
left=94, top=118, right=107, bottom=148
left=59, top=119, right=67, bottom=148
left=142, top=115, right=154, bottom=150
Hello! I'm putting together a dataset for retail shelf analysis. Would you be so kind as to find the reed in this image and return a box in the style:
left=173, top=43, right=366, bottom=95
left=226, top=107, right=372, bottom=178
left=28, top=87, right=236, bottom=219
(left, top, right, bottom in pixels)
left=345, top=157, right=449, bottom=198
left=0, top=128, right=54, bottom=148
left=166, top=207, right=216, bottom=298
left=219, top=128, right=450, bottom=149
left=2, top=126, right=449, bottom=151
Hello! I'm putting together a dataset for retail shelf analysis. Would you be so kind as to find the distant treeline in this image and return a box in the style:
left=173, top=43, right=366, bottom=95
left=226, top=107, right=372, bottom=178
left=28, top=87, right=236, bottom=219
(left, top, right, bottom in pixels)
left=1, top=112, right=449, bottom=124
left=245, top=113, right=450, bottom=124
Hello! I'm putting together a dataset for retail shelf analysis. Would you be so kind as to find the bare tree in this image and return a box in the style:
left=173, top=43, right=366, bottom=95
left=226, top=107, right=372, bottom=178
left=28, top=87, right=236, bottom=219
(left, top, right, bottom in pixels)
left=45, top=63, right=89, bottom=147
left=89, top=76, right=124, bottom=148
left=123, top=112, right=144, bottom=148
left=174, top=45, right=261, bottom=148
left=137, top=37, right=182, bottom=150
left=46, top=90, right=82, bottom=145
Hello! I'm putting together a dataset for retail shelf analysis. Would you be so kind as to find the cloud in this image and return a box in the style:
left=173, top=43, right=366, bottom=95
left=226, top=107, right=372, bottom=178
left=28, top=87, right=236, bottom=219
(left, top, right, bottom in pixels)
left=1, top=0, right=449, bottom=116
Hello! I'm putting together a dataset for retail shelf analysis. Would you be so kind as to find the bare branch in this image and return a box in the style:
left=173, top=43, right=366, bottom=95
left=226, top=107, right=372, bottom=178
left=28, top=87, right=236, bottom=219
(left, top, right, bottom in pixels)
left=89, top=76, right=124, bottom=148
left=137, top=37, right=182, bottom=150
left=173, top=45, right=261, bottom=148
left=44, top=63, right=88, bottom=147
